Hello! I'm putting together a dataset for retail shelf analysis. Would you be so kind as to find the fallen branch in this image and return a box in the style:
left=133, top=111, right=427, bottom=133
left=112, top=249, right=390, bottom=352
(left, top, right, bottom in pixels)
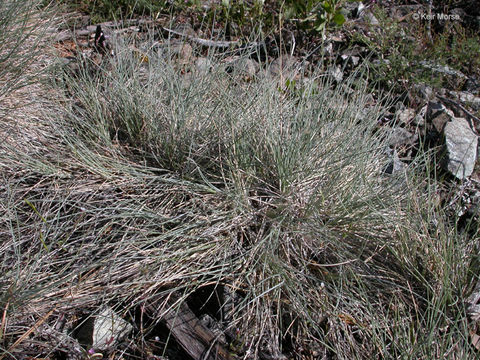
left=54, top=29, right=91, bottom=42
left=163, top=27, right=241, bottom=48
left=438, top=95, right=480, bottom=135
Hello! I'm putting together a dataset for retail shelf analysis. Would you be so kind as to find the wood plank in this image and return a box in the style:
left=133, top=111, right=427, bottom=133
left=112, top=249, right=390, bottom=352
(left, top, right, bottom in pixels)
left=147, top=293, right=235, bottom=360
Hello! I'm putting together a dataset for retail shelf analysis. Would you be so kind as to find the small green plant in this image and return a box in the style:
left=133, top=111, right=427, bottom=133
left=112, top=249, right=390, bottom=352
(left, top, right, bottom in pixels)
left=428, top=25, right=480, bottom=77
left=315, top=0, right=346, bottom=33
left=363, top=4, right=480, bottom=92
left=283, top=0, right=347, bottom=36
left=58, top=0, right=171, bottom=23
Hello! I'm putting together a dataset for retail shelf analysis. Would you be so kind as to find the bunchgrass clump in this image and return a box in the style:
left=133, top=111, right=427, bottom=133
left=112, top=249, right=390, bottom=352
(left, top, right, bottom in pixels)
left=0, top=0, right=50, bottom=100
left=0, top=28, right=478, bottom=359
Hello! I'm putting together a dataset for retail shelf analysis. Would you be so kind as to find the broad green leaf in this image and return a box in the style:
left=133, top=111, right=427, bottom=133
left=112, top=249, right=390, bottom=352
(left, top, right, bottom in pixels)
left=333, top=12, right=345, bottom=25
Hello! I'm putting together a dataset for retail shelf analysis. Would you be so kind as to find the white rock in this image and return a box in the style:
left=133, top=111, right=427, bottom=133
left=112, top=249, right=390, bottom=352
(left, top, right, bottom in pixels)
left=92, top=307, right=132, bottom=351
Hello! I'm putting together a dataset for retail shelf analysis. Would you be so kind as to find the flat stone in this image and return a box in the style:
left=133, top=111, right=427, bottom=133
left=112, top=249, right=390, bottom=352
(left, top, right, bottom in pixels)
left=269, top=55, right=299, bottom=79
left=395, top=108, right=415, bottom=125
left=388, top=127, right=417, bottom=147
left=92, top=307, right=133, bottom=351
left=232, top=58, right=258, bottom=79
left=443, top=117, right=478, bottom=179
left=427, top=101, right=455, bottom=133
left=451, top=91, right=480, bottom=111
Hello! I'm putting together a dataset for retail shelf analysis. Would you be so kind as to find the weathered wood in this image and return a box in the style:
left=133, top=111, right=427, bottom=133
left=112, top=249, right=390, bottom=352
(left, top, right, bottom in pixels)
left=147, top=293, right=235, bottom=360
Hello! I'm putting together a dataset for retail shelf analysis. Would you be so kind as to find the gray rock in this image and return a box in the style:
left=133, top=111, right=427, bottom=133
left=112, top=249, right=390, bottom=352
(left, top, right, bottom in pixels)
left=388, top=127, right=418, bottom=147
left=269, top=55, right=299, bottom=79
left=195, top=57, right=213, bottom=73
left=427, top=101, right=454, bottom=133
left=328, top=65, right=344, bottom=82
left=413, top=105, right=427, bottom=126
left=395, top=108, right=415, bottom=125
left=384, top=149, right=407, bottom=175
left=450, top=91, right=480, bottom=111
left=171, top=41, right=193, bottom=64
left=359, top=9, right=379, bottom=25
left=443, top=117, right=478, bottom=179
left=232, top=58, right=258, bottom=79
